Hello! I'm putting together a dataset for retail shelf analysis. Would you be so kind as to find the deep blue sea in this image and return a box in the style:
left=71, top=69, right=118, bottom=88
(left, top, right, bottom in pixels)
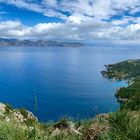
left=0, top=44, right=139, bottom=122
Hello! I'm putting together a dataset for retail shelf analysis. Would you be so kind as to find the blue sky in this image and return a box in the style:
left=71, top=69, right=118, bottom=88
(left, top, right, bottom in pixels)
left=0, top=0, right=140, bottom=41
left=0, top=3, right=64, bottom=25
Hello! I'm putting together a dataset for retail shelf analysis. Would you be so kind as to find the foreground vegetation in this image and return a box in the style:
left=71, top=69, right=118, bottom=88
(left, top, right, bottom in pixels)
left=1, top=59, right=140, bottom=140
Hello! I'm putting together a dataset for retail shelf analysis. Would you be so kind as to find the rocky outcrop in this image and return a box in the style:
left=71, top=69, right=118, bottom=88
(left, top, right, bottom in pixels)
left=0, top=103, right=37, bottom=125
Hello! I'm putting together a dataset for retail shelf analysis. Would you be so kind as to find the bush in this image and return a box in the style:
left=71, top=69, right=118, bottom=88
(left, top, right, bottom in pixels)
left=4, top=103, right=13, bottom=114
left=19, top=108, right=28, bottom=118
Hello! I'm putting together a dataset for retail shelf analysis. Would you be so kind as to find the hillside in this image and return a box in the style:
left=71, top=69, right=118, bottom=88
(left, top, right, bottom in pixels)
left=102, top=59, right=140, bottom=110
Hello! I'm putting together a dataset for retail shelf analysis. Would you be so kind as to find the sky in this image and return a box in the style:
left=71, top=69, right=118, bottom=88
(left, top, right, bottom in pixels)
left=0, top=0, right=140, bottom=41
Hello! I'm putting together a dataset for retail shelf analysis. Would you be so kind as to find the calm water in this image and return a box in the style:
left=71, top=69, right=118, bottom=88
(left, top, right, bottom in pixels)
left=0, top=44, right=139, bottom=122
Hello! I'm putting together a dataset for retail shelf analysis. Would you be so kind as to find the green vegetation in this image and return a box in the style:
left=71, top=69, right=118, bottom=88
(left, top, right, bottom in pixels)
left=102, top=59, right=140, bottom=110
left=4, top=103, right=13, bottom=114
left=0, top=103, right=110, bottom=140
left=100, top=59, right=140, bottom=140
left=0, top=59, right=140, bottom=140
left=99, top=110, right=140, bottom=140
left=102, top=59, right=140, bottom=80
left=19, top=108, right=28, bottom=118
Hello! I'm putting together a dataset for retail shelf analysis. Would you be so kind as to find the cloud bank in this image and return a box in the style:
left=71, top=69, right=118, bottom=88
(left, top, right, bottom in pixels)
left=0, top=0, right=140, bottom=41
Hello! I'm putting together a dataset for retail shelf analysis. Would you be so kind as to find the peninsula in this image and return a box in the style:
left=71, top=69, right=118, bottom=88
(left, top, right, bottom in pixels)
left=102, top=59, right=140, bottom=110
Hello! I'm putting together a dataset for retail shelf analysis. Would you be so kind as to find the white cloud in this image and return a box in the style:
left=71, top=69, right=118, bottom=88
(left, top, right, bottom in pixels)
left=67, top=14, right=93, bottom=24
left=0, top=20, right=140, bottom=41
left=1, top=0, right=140, bottom=21
left=0, top=21, right=22, bottom=31
left=127, top=24, right=140, bottom=32
left=0, top=0, right=66, bottom=19
left=0, top=0, right=140, bottom=41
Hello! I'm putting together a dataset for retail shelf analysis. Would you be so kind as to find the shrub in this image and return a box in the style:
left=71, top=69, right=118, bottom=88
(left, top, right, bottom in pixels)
left=19, top=108, right=28, bottom=118
left=4, top=103, right=13, bottom=114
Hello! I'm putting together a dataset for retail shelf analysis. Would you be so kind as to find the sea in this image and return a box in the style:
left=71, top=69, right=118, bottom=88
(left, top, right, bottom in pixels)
left=0, top=43, right=139, bottom=121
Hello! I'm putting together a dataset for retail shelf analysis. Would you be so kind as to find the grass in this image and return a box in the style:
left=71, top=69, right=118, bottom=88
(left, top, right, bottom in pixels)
left=99, top=110, right=140, bottom=140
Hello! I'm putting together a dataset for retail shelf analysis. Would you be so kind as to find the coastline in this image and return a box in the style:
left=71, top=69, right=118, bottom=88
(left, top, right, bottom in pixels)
left=0, top=59, right=140, bottom=139
left=0, top=63, right=122, bottom=139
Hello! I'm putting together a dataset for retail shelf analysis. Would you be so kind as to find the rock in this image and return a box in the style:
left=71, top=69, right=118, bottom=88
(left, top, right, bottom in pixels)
left=77, top=125, right=84, bottom=131
left=68, top=121, right=75, bottom=129
left=117, top=97, right=127, bottom=102
left=70, top=127, right=83, bottom=136
left=51, top=128, right=61, bottom=137
left=96, top=113, right=110, bottom=119
left=5, top=117, right=10, bottom=122
left=27, top=111, right=38, bottom=121
left=0, top=103, right=6, bottom=112
left=29, top=126, right=34, bottom=132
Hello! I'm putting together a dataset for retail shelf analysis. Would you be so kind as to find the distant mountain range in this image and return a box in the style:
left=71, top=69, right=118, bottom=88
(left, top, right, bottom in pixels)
left=0, top=38, right=84, bottom=47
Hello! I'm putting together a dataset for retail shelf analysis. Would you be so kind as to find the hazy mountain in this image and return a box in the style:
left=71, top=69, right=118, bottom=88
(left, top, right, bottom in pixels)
left=0, top=38, right=84, bottom=47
